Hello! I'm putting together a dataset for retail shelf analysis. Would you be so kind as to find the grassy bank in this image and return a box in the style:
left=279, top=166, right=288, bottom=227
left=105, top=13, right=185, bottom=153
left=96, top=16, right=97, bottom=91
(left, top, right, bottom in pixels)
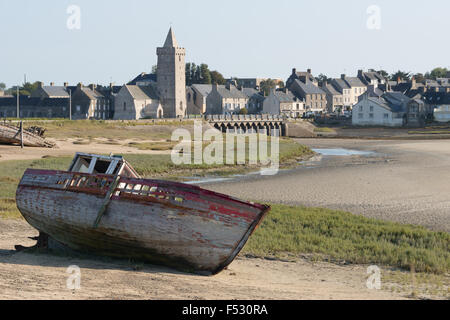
left=3, top=119, right=197, bottom=140
left=243, top=204, right=450, bottom=275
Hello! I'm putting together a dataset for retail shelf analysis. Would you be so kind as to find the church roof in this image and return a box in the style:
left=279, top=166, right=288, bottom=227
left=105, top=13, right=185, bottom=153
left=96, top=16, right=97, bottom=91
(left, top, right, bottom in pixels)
left=125, top=85, right=159, bottom=100
left=163, top=27, right=178, bottom=47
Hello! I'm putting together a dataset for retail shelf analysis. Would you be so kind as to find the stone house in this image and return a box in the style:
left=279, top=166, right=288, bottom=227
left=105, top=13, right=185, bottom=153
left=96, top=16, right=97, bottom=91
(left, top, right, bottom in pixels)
left=186, top=84, right=213, bottom=115
left=242, top=88, right=265, bottom=114
left=263, top=89, right=304, bottom=117
left=357, top=69, right=386, bottom=88
left=287, top=78, right=327, bottom=113
left=321, top=82, right=343, bottom=113
left=205, top=83, right=249, bottom=115
left=113, top=85, right=163, bottom=120
left=286, top=68, right=317, bottom=88
left=31, top=82, right=70, bottom=99
left=71, top=83, right=110, bottom=120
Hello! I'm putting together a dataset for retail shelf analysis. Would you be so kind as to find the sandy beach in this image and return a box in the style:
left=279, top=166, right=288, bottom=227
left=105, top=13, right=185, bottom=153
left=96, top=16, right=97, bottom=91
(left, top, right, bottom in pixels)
left=202, top=138, right=450, bottom=232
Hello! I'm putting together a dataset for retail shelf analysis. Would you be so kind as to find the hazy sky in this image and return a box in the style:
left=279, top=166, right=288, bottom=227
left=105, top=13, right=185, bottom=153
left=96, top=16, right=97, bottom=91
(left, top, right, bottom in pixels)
left=0, top=0, right=448, bottom=87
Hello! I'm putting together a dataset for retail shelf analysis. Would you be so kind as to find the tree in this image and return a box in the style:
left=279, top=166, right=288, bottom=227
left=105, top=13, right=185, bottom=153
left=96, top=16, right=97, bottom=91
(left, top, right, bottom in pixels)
left=315, top=74, right=330, bottom=86
left=390, top=70, right=411, bottom=81
left=210, top=70, right=226, bottom=85
left=199, top=64, right=211, bottom=84
left=429, top=67, right=448, bottom=80
left=376, top=70, right=389, bottom=79
left=185, top=62, right=225, bottom=86
left=413, top=73, right=425, bottom=83
left=185, top=63, right=192, bottom=86
left=239, top=107, right=248, bottom=115
left=11, top=82, right=39, bottom=96
left=260, top=79, right=278, bottom=96
left=0, top=83, right=5, bottom=90
left=151, top=65, right=157, bottom=74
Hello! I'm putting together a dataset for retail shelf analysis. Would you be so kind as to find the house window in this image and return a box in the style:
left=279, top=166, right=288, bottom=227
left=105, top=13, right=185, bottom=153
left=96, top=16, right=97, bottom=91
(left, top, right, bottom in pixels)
left=370, top=106, right=374, bottom=112
left=384, top=113, right=389, bottom=119
left=358, top=113, right=363, bottom=119
left=369, top=113, right=374, bottom=119
left=359, top=106, right=363, bottom=111
left=123, top=102, right=126, bottom=111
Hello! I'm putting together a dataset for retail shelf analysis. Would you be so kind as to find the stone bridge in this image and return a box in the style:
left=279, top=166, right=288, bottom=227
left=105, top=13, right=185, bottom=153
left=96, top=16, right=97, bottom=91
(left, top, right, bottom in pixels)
left=205, top=114, right=288, bottom=136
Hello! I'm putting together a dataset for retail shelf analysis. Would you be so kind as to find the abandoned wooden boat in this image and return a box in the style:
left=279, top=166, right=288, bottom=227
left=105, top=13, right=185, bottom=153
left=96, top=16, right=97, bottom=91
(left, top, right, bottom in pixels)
left=16, top=153, right=269, bottom=275
left=0, top=123, right=55, bottom=148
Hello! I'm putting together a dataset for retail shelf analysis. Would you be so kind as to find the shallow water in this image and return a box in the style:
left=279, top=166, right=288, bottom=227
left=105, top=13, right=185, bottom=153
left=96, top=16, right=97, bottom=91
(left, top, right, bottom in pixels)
left=312, top=148, right=374, bottom=156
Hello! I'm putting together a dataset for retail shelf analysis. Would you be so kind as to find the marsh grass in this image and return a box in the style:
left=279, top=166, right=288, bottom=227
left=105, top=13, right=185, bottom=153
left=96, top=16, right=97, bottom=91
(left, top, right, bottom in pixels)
left=243, top=204, right=450, bottom=274
left=4, top=119, right=197, bottom=140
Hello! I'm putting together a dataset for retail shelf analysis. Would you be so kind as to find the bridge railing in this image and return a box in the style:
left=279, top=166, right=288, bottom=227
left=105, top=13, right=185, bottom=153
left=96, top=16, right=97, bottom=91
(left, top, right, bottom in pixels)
left=205, top=114, right=285, bottom=121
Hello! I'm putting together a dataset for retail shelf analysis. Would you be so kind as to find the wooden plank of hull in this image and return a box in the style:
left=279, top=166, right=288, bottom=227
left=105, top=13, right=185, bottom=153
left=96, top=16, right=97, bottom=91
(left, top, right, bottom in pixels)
left=16, top=169, right=269, bottom=274
left=0, top=124, right=55, bottom=148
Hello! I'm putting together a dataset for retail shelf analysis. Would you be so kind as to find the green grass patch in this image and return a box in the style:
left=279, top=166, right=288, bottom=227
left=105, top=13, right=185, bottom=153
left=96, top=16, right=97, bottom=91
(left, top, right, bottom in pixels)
left=408, top=130, right=450, bottom=135
left=313, top=127, right=335, bottom=133
left=3, top=119, right=198, bottom=140
left=243, top=204, right=450, bottom=274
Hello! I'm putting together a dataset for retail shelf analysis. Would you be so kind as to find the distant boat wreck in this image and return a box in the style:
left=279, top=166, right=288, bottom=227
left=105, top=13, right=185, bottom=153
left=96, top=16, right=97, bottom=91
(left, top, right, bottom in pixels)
left=0, top=123, right=55, bottom=148
left=16, top=153, right=269, bottom=275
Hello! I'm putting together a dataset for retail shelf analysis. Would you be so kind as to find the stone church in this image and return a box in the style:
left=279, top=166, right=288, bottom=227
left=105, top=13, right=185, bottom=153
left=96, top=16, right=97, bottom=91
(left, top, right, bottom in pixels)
left=114, top=28, right=187, bottom=119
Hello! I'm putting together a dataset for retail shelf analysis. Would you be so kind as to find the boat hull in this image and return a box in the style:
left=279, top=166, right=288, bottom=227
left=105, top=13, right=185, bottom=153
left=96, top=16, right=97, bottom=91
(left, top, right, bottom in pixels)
left=16, top=169, right=269, bottom=274
left=0, top=124, right=54, bottom=148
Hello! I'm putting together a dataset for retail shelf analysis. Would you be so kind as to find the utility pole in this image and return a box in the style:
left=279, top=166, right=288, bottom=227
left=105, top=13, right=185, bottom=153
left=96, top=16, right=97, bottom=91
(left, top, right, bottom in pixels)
left=16, top=86, right=19, bottom=118
left=69, top=89, right=72, bottom=120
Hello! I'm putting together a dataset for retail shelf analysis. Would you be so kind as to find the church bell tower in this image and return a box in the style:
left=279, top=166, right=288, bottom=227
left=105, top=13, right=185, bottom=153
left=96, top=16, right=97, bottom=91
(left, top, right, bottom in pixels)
left=156, top=28, right=186, bottom=118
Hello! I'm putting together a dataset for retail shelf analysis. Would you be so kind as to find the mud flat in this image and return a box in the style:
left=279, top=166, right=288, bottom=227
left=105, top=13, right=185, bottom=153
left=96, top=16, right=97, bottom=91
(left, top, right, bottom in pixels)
left=202, top=139, right=450, bottom=232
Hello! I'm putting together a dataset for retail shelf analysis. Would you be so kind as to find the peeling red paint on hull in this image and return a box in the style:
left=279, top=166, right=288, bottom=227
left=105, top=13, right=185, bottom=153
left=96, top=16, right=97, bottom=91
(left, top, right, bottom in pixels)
left=16, top=169, right=269, bottom=274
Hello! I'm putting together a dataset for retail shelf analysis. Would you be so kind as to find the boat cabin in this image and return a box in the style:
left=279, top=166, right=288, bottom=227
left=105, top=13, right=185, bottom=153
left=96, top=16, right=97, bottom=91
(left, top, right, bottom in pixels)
left=68, top=152, right=140, bottom=178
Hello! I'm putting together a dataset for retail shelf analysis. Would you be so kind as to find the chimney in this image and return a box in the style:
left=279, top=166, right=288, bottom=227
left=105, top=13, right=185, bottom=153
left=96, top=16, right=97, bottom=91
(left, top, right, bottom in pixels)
left=411, top=76, right=416, bottom=90
left=89, top=84, right=96, bottom=91
left=341, top=74, right=346, bottom=80
left=307, top=68, right=311, bottom=74
left=77, top=82, right=83, bottom=89
left=292, top=68, right=297, bottom=75
left=397, top=76, right=401, bottom=84
left=358, top=70, right=363, bottom=78
left=50, top=82, right=55, bottom=86
left=37, top=81, right=43, bottom=88
left=63, top=82, right=68, bottom=87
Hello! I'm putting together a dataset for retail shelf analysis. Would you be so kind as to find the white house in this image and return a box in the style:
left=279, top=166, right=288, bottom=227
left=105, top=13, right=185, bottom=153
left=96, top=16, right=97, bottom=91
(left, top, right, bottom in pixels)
left=113, top=85, right=163, bottom=120
left=352, top=92, right=409, bottom=127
